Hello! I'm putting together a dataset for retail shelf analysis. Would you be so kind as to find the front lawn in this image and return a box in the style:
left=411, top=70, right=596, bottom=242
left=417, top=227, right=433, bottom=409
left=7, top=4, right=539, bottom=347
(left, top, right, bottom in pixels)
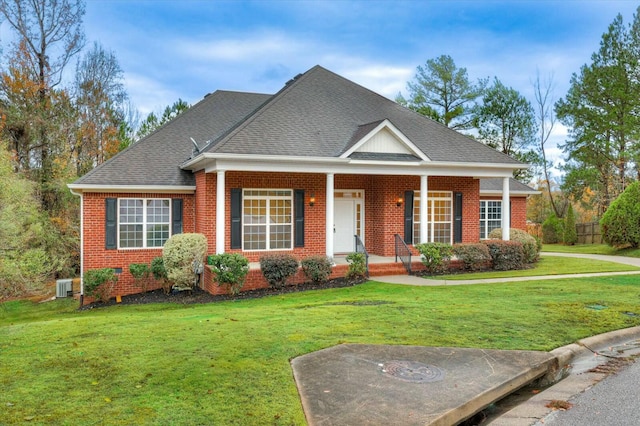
left=542, top=243, right=640, bottom=258
left=440, top=255, right=639, bottom=281
left=3, top=276, right=640, bottom=425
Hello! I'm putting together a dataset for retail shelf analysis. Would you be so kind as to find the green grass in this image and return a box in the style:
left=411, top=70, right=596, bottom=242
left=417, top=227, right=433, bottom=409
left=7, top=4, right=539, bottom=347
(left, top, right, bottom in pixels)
left=3, top=276, right=640, bottom=425
left=440, top=255, right=639, bottom=280
left=542, top=243, right=640, bottom=258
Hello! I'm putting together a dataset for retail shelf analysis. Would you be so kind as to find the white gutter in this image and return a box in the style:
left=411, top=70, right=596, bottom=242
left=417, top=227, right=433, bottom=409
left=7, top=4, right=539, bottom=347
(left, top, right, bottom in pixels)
left=67, top=184, right=196, bottom=194
left=69, top=188, right=84, bottom=307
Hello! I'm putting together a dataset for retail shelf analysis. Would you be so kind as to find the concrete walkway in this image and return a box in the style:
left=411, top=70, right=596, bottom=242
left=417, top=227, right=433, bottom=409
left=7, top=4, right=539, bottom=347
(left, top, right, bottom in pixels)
left=373, top=252, right=640, bottom=286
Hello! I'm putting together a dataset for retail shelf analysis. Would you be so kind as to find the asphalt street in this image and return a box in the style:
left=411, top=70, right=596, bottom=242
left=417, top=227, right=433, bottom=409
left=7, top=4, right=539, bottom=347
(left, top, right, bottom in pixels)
left=541, top=359, right=640, bottom=425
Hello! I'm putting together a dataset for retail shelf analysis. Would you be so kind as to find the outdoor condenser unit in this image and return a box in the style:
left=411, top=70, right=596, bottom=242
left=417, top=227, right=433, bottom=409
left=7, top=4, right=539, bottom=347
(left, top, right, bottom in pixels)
left=56, top=279, right=73, bottom=298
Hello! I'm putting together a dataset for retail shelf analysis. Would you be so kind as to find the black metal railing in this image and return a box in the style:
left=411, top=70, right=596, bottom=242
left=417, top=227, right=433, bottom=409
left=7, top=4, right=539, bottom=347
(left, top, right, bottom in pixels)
left=394, top=234, right=412, bottom=274
left=354, top=234, right=369, bottom=277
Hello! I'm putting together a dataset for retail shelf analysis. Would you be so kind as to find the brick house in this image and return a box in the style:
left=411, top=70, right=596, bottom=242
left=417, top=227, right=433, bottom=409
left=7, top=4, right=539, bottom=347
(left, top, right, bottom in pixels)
left=69, top=65, right=536, bottom=298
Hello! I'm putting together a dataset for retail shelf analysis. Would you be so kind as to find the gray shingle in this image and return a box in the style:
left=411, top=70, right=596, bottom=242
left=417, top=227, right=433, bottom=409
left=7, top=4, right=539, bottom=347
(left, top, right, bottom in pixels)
left=206, top=66, right=523, bottom=166
left=73, top=90, right=271, bottom=186
left=480, top=178, right=537, bottom=194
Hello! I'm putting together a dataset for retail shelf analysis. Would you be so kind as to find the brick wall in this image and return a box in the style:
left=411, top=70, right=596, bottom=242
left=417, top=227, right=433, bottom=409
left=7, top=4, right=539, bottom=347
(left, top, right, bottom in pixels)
left=82, top=192, right=195, bottom=297
left=81, top=173, right=526, bottom=299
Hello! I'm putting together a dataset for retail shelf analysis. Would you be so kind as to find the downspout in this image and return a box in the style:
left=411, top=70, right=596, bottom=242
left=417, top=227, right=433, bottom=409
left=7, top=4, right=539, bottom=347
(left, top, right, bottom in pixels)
left=69, top=188, right=84, bottom=307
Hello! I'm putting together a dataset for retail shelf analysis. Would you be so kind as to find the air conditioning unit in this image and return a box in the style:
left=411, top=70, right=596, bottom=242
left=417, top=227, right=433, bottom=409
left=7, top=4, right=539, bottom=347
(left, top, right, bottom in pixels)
left=56, top=279, right=73, bottom=298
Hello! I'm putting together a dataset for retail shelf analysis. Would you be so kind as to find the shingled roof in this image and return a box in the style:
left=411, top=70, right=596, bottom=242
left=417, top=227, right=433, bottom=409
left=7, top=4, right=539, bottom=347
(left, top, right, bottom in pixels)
left=72, top=90, right=271, bottom=187
left=203, top=66, right=522, bottom=165
left=72, top=65, right=526, bottom=189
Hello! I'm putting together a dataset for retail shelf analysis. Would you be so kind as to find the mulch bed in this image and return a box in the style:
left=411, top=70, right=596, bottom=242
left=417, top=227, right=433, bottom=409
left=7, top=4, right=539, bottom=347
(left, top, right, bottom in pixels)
left=81, top=277, right=366, bottom=310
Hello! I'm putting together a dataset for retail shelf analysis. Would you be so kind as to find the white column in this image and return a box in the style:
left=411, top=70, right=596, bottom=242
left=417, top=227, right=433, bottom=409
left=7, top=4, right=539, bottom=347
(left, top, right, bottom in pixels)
left=502, top=177, right=510, bottom=241
left=216, top=170, right=226, bottom=254
left=326, top=173, right=335, bottom=258
left=420, top=175, right=428, bottom=244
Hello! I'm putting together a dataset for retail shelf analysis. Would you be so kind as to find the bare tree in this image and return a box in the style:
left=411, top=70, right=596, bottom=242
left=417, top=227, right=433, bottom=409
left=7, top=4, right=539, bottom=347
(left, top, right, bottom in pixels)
left=0, top=0, right=85, bottom=209
left=0, top=0, right=85, bottom=89
left=532, top=70, right=562, bottom=217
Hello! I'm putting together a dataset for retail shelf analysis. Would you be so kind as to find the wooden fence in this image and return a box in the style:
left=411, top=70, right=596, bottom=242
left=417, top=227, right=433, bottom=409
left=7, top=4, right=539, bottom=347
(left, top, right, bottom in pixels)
left=576, top=222, right=602, bottom=244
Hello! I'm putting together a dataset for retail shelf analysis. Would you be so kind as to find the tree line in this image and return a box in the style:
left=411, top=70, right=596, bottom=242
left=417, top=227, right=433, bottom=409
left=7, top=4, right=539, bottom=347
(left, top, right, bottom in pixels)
left=398, top=7, right=640, bottom=225
left=0, top=0, right=187, bottom=299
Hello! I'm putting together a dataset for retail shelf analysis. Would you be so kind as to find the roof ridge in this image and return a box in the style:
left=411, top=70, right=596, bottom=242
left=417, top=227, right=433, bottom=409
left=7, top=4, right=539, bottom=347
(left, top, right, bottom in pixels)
left=205, top=66, right=322, bottom=154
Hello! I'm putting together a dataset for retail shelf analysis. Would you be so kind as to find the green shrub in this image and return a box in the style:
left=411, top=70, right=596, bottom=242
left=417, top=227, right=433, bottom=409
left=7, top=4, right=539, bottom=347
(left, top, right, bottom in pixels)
left=84, top=268, right=118, bottom=303
left=600, top=182, right=640, bottom=248
left=488, top=228, right=539, bottom=263
left=452, top=243, right=491, bottom=271
left=542, top=214, right=564, bottom=244
left=301, top=255, right=333, bottom=284
left=162, top=233, right=207, bottom=290
left=345, top=252, right=367, bottom=280
left=483, top=240, right=525, bottom=270
left=207, top=253, right=249, bottom=295
left=260, top=254, right=299, bottom=288
left=129, top=263, right=150, bottom=292
left=563, top=204, right=578, bottom=245
left=415, top=242, right=453, bottom=274
left=151, top=257, right=171, bottom=294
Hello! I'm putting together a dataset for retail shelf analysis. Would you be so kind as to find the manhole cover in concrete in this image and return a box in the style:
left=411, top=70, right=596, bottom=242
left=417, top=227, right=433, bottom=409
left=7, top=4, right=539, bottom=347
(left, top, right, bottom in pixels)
left=381, top=360, right=445, bottom=383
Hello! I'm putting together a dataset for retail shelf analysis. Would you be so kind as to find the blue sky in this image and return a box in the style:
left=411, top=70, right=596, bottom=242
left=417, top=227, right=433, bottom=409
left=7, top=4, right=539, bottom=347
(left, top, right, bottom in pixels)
left=33, top=1, right=640, bottom=163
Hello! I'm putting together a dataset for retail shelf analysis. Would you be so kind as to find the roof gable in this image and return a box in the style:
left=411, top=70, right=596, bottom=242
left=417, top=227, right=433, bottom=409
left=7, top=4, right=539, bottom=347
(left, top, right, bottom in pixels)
left=203, top=66, right=523, bottom=166
left=341, top=119, right=430, bottom=161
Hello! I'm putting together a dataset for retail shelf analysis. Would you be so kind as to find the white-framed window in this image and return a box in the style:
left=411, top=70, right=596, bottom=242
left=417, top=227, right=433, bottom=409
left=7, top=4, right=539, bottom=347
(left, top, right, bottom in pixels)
left=480, top=200, right=502, bottom=239
left=118, top=198, right=171, bottom=248
left=243, top=189, right=293, bottom=251
left=413, top=191, right=452, bottom=244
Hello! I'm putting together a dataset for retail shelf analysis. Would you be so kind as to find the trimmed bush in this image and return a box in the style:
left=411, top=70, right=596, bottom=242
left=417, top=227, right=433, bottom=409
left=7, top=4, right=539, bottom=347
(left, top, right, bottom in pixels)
left=301, top=255, right=333, bottom=284
left=345, top=252, right=367, bottom=280
left=162, top=233, right=207, bottom=290
left=483, top=240, right=525, bottom=270
left=488, top=228, right=539, bottom=263
left=151, top=256, right=171, bottom=294
left=601, top=181, right=640, bottom=248
left=415, top=242, right=453, bottom=274
left=260, top=254, right=299, bottom=288
left=563, top=204, right=578, bottom=245
left=452, top=243, right=491, bottom=271
left=129, top=263, right=151, bottom=292
left=207, top=253, right=249, bottom=295
left=84, top=268, right=118, bottom=303
left=542, top=214, right=564, bottom=244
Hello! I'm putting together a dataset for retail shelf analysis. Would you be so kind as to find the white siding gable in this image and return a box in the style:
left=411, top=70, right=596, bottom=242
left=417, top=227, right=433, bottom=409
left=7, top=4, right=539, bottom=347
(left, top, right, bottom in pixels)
left=341, top=119, right=430, bottom=161
left=354, top=128, right=413, bottom=154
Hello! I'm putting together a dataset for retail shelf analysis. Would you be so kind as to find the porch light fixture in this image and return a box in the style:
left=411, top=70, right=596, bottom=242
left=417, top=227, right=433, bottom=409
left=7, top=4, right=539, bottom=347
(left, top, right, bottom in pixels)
left=309, top=193, right=316, bottom=207
left=396, top=193, right=403, bottom=207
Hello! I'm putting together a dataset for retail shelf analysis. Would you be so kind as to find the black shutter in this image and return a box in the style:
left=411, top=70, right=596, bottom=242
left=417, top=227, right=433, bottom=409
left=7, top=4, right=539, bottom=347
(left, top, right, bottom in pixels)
left=105, top=198, right=117, bottom=250
left=172, top=198, right=183, bottom=235
left=404, top=190, right=414, bottom=243
left=454, top=192, right=463, bottom=243
left=230, top=188, right=242, bottom=249
left=294, top=189, right=305, bottom=247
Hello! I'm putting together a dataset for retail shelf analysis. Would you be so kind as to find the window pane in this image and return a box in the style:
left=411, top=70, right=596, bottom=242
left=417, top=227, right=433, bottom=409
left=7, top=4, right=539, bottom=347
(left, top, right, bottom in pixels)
left=432, top=223, right=451, bottom=244
left=147, top=224, right=169, bottom=247
left=244, top=225, right=266, bottom=250
left=243, top=189, right=292, bottom=250
left=147, top=199, right=170, bottom=223
left=269, top=225, right=292, bottom=249
left=120, top=224, right=143, bottom=248
left=120, top=199, right=143, bottom=223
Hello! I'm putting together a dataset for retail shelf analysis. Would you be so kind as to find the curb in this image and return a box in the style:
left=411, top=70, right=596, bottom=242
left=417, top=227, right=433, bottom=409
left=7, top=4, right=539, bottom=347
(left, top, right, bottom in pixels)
left=488, top=326, right=640, bottom=425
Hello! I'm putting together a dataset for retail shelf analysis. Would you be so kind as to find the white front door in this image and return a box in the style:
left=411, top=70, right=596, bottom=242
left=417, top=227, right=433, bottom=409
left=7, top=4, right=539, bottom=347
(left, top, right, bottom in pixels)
left=334, top=199, right=356, bottom=253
